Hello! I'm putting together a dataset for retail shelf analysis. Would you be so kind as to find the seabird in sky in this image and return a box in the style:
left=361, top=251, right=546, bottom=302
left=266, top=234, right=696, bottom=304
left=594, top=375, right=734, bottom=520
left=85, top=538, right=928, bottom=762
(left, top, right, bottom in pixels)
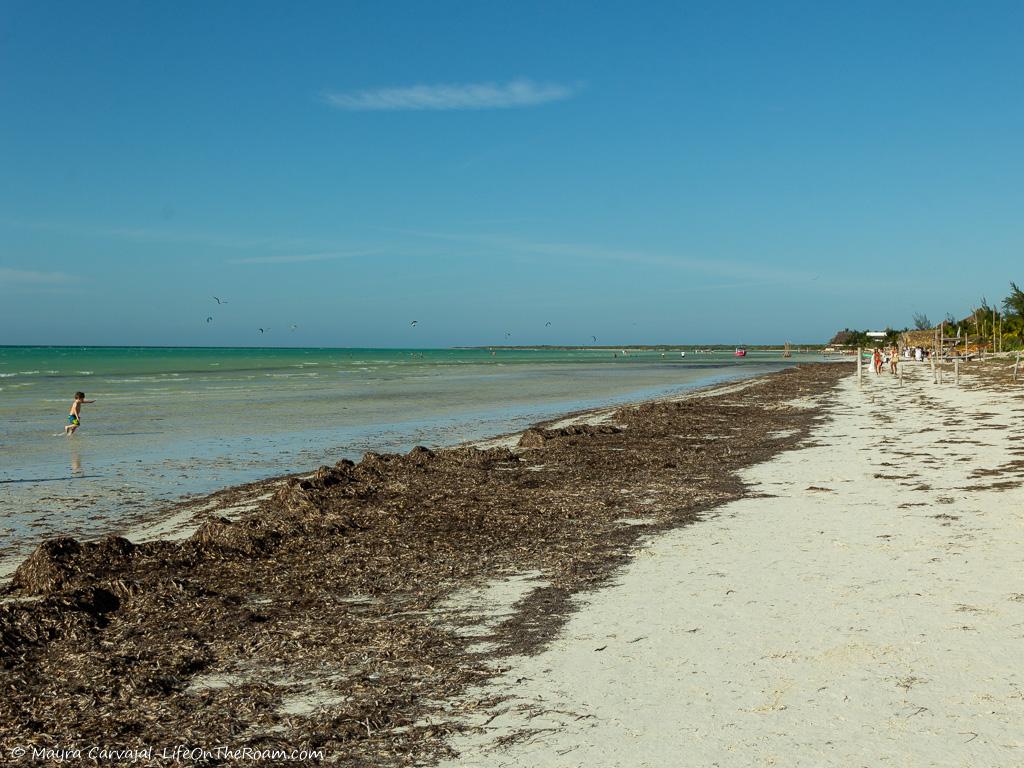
left=545, top=322, right=552, bottom=327
left=410, top=320, right=418, bottom=326
left=213, top=296, right=228, bottom=305
left=206, top=317, right=213, bottom=324
left=592, top=335, right=598, bottom=343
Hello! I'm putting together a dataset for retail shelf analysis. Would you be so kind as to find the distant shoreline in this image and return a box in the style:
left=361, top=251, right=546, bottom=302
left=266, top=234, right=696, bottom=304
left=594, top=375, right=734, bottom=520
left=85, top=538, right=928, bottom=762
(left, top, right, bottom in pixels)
left=1, top=343, right=826, bottom=351
left=455, top=344, right=824, bottom=351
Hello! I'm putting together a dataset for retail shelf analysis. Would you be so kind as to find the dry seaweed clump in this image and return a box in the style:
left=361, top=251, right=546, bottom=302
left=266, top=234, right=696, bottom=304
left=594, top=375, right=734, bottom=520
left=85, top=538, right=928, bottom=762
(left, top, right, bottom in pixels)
left=0, top=363, right=850, bottom=766
left=518, top=423, right=622, bottom=448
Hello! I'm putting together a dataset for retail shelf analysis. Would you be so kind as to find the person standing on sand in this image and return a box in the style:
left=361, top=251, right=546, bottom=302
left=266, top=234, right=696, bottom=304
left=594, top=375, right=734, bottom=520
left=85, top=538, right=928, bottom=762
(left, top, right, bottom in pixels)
left=873, top=348, right=882, bottom=375
left=889, top=346, right=899, bottom=375
left=62, top=391, right=95, bottom=436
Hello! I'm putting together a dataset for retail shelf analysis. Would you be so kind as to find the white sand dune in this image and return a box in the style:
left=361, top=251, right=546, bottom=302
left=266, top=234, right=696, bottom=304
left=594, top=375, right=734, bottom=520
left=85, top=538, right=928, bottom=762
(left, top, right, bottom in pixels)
left=445, top=365, right=1024, bottom=767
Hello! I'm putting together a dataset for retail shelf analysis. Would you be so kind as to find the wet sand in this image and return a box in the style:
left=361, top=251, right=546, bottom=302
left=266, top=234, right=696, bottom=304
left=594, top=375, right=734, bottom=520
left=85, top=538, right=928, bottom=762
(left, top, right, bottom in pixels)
left=0, top=363, right=848, bottom=765
left=442, top=359, right=1024, bottom=767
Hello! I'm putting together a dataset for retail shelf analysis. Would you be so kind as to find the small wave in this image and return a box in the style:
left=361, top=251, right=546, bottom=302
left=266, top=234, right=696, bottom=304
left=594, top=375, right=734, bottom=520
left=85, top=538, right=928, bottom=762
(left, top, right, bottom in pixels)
left=0, top=373, right=17, bottom=378
left=19, top=370, right=41, bottom=375
left=77, top=371, right=94, bottom=375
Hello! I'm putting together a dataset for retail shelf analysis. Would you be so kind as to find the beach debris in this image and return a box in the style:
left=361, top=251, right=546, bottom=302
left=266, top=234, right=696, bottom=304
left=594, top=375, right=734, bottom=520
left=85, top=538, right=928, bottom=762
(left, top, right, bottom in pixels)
left=518, top=424, right=623, bottom=449
left=11, top=535, right=136, bottom=596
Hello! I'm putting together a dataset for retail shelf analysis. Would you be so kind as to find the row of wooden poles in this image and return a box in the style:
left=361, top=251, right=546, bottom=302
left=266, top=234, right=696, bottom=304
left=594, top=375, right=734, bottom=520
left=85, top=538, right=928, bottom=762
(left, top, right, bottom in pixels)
left=856, top=347, right=1022, bottom=386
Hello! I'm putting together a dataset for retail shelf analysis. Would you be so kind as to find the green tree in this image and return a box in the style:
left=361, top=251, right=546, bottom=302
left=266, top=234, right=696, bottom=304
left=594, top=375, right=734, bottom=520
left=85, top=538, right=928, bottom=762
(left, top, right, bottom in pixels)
left=1004, top=282, right=1024, bottom=318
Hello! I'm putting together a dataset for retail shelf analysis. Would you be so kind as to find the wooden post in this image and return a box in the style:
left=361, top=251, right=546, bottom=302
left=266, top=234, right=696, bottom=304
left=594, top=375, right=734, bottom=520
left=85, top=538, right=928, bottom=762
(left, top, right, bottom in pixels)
left=899, top=359, right=903, bottom=387
left=954, top=357, right=960, bottom=385
left=857, top=347, right=863, bottom=386
left=1015, top=352, right=1021, bottom=382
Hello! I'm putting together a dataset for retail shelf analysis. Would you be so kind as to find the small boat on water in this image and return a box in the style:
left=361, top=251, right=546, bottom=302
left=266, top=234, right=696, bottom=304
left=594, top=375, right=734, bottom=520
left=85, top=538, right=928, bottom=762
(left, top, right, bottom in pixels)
left=680, top=351, right=686, bottom=358
left=734, top=348, right=747, bottom=357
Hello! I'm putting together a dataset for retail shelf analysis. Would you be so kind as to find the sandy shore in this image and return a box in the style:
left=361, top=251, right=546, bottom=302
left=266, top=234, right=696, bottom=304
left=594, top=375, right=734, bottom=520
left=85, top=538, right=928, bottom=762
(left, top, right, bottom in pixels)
left=0, top=364, right=846, bottom=765
left=442, top=361, right=1024, bottom=767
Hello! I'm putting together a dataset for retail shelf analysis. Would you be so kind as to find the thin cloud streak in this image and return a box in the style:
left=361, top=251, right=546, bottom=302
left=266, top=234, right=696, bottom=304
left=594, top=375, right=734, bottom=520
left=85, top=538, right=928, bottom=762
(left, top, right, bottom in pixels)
left=400, top=229, right=815, bottom=284
left=227, top=250, right=380, bottom=265
left=1, top=218, right=332, bottom=252
left=324, top=79, right=576, bottom=111
left=0, top=268, right=74, bottom=285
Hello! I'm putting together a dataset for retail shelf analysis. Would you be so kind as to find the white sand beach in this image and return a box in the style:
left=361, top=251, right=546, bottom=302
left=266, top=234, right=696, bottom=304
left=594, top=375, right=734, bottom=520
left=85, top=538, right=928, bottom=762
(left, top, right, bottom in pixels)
left=444, top=364, right=1024, bottom=767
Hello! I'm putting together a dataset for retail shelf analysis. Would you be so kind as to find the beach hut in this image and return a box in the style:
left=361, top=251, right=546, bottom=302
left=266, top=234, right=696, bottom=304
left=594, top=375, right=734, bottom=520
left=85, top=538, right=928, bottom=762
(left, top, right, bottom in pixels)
left=900, top=329, right=936, bottom=352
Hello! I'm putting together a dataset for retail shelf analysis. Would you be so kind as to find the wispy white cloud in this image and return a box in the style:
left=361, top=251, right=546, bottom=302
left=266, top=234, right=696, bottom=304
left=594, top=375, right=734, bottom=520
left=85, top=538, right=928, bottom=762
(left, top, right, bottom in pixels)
left=399, top=229, right=816, bottom=285
left=1, top=218, right=332, bottom=252
left=324, top=79, right=577, bottom=111
left=227, top=250, right=379, bottom=265
left=0, top=267, right=74, bottom=285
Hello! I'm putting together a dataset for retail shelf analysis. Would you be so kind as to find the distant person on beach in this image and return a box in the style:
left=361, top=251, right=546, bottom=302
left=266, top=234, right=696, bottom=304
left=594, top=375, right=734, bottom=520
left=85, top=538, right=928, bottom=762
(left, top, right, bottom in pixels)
left=915, top=347, right=923, bottom=362
left=873, top=348, right=882, bottom=375
left=889, top=346, right=899, bottom=375
left=63, top=392, right=95, bottom=436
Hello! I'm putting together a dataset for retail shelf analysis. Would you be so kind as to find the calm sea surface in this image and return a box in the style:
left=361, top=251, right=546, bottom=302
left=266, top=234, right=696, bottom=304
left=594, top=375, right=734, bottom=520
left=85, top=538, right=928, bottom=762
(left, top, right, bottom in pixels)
left=0, top=346, right=819, bottom=562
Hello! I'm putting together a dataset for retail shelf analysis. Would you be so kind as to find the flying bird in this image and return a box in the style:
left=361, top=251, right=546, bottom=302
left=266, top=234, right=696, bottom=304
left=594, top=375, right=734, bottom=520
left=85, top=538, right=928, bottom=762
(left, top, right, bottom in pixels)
left=545, top=322, right=552, bottom=327
left=505, top=331, right=511, bottom=339
left=410, top=320, right=418, bottom=326
left=592, top=335, right=597, bottom=343
left=213, top=296, right=228, bottom=305
left=258, top=328, right=266, bottom=334
left=290, top=324, right=298, bottom=332
left=206, top=317, right=213, bottom=324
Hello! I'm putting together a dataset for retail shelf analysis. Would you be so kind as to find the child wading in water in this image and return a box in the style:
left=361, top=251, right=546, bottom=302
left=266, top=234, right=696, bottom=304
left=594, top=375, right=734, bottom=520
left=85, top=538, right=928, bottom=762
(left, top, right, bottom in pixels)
left=63, top=391, right=95, bottom=436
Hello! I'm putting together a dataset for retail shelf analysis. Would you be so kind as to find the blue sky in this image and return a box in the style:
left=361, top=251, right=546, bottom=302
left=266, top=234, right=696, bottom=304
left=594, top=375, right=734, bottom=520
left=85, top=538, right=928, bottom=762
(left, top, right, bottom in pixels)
left=2, top=0, right=1022, bottom=346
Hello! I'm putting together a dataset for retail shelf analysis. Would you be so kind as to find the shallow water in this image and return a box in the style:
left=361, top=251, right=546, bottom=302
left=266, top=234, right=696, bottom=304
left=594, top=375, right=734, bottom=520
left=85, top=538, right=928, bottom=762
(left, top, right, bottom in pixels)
left=0, top=346, right=818, bottom=559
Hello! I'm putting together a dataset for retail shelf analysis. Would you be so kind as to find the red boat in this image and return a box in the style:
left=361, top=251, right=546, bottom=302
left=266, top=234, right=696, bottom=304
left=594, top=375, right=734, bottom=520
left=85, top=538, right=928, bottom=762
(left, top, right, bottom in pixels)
left=734, top=348, right=747, bottom=357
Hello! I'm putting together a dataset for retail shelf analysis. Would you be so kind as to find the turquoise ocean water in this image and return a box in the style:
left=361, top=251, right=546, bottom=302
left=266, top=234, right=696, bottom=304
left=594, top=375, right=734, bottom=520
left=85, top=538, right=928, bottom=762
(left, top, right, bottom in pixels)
left=0, top=346, right=819, bottom=563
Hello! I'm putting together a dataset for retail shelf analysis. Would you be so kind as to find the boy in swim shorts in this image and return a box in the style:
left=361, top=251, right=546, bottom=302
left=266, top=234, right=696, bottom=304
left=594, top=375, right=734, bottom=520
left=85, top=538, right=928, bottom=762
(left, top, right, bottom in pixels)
left=63, top=391, right=95, bottom=436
